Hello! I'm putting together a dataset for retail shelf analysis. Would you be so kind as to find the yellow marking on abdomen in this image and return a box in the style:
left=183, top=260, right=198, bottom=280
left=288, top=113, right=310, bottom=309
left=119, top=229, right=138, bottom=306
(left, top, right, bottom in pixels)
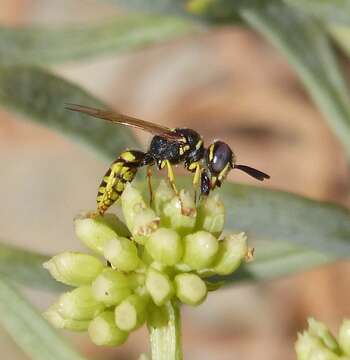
left=97, top=151, right=143, bottom=215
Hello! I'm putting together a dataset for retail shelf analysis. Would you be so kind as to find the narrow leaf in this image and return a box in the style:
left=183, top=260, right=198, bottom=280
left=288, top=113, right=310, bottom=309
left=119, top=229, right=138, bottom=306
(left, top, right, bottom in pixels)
left=0, top=242, right=66, bottom=292
left=0, top=66, right=139, bottom=160
left=0, top=15, right=194, bottom=66
left=218, top=240, right=337, bottom=284
left=283, top=0, right=350, bottom=26
left=0, top=275, right=86, bottom=360
left=238, top=2, right=350, bottom=159
left=219, top=182, right=350, bottom=257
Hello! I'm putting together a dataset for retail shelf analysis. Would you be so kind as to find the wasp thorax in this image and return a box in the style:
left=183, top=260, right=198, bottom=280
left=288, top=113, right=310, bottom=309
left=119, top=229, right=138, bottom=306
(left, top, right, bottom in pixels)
left=207, top=141, right=234, bottom=175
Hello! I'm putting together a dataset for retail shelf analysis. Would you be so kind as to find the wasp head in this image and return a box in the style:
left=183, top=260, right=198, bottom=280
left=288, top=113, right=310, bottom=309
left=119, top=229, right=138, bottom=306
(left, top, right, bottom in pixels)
left=205, top=140, right=270, bottom=193
left=206, top=141, right=235, bottom=189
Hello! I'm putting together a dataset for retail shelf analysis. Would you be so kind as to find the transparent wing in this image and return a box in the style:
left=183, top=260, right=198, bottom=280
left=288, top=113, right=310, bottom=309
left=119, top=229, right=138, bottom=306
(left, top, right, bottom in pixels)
left=66, top=104, right=182, bottom=140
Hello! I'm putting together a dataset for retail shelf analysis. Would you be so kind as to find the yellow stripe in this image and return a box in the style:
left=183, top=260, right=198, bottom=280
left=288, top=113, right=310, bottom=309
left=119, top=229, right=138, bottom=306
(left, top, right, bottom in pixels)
left=120, top=151, right=136, bottom=161
left=209, top=144, right=214, bottom=162
left=196, top=140, right=203, bottom=150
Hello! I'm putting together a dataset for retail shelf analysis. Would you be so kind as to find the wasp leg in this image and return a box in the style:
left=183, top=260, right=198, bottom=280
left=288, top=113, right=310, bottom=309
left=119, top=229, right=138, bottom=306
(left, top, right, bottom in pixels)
left=200, top=169, right=211, bottom=199
left=97, top=150, right=149, bottom=215
left=161, top=159, right=190, bottom=214
left=164, top=160, right=179, bottom=196
left=187, top=161, right=201, bottom=203
left=147, top=165, right=153, bottom=205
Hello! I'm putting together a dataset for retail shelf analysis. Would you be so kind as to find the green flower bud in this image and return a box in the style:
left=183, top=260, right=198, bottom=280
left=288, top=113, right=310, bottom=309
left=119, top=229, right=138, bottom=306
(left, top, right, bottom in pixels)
left=174, top=273, right=207, bottom=306
left=174, top=263, right=192, bottom=273
left=132, top=208, right=160, bottom=245
left=338, top=319, right=350, bottom=356
left=141, top=246, right=154, bottom=266
left=43, top=252, right=104, bottom=286
left=295, top=332, right=339, bottom=360
left=196, top=194, right=224, bottom=237
left=92, top=269, right=132, bottom=306
left=162, top=189, right=197, bottom=236
left=121, top=184, right=160, bottom=243
left=153, top=180, right=174, bottom=216
left=128, top=272, right=146, bottom=290
left=213, top=233, right=248, bottom=275
left=57, top=286, right=104, bottom=321
left=75, top=214, right=122, bottom=255
left=145, top=268, right=174, bottom=306
left=182, top=231, right=218, bottom=270
left=88, top=311, right=128, bottom=346
left=104, top=237, right=140, bottom=272
left=196, top=268, right=217, bottom=278
left=102, top=213, right=131, bottom=237
left=145, top=228, right=183, bottom=266
left=115, top=294, right=148, bottom=331
left=308, top=318, right=339, bottom=352
left=44, top=303, right=90, bottom=331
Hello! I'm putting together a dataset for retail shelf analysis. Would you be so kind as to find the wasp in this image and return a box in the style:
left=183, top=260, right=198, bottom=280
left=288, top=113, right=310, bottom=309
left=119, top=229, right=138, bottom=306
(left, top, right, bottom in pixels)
left=67, top=104, right=270, bottom=215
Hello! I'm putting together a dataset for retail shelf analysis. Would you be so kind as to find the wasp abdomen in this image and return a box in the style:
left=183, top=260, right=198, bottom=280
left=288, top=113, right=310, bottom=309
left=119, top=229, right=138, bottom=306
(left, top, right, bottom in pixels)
left=97, top=150, right=148, bottom=214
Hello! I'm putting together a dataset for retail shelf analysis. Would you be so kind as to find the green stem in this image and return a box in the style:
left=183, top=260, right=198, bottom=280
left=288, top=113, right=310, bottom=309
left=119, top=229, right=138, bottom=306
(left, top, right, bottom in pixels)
left=149, top=301, right=182, bottom=360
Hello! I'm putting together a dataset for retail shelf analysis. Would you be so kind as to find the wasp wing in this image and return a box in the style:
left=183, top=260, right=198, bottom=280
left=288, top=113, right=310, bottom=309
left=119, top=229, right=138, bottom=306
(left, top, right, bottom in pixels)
left=66, top=103, right=182, bottom=141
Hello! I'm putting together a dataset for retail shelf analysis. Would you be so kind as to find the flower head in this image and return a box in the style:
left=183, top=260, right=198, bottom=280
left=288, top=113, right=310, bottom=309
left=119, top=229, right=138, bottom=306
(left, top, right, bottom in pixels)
left=44, top=181, right=250, bottom=346
left=296, top=317, right=350, bottom=360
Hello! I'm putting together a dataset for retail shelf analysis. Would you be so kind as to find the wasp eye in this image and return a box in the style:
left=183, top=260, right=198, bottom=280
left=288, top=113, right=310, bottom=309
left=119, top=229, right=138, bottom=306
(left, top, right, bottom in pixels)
left=208, top=141, right=233, bottom=174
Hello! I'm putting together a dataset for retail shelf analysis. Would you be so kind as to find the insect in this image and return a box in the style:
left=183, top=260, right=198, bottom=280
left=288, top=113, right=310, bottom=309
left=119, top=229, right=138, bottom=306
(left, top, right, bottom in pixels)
left=66, top=104, right=270, bottom=215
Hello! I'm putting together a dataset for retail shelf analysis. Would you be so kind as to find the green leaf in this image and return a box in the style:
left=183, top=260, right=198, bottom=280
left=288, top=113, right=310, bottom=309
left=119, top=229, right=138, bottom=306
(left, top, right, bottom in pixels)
left=219, top=183, right=350, bottom=257
left=238, top=2, right=350, bottom=159
left=0, top=15, right=194, bottom=66
left=283, top=0, right=350, bottom=26
left=214, top=240, right=335, bottom=284
left=0, top=242, right=66, bottom=292
left=0, top=66, right=139, bottom=160
left=0, top=275, right=86, bottom=360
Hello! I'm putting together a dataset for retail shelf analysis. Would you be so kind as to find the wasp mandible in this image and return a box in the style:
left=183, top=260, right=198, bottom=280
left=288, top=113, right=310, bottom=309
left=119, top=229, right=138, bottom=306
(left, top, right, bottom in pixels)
left=67, top=104, right=270, bottom=215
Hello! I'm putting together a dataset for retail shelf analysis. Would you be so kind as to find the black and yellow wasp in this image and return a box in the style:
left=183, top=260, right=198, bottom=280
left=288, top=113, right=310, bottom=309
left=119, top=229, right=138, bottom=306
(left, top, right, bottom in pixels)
left=67, top=104, right=270, bottom=215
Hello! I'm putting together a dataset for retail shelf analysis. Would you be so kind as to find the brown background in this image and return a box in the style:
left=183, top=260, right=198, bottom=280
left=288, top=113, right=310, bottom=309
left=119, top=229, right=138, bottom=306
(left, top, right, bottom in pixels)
left=1, top=1, right=349, bottom=359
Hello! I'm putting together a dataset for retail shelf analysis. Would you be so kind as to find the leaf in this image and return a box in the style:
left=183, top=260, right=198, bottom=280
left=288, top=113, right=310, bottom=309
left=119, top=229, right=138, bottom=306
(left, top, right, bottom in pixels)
left=283, top=0, right=350, bottom=26
left=0, top=66, right=139, bottom=160
left=0, top=15, right=194, bottom=66
left=214, top=241, right=335, bottom=284
left=0, top=275, right=86, bottom=360
left=237, top=1, right=350, bottom=159
left=0, top=242, right=66, bottom=292
left=219, top=183, right=350, bottom=257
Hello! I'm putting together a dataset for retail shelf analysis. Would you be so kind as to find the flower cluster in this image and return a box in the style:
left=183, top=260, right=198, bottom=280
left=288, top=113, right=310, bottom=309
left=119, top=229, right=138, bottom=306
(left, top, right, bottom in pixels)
left=296, top=318, right=350, bottom=360
left=44, top=181, right=249, bottom=346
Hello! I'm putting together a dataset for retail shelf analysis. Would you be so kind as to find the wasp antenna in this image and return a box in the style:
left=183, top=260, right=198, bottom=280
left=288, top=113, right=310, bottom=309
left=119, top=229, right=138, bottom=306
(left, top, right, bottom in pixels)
left=234, top=164, right=270, bottom=181
left=65, top=103, right=100, bottom=116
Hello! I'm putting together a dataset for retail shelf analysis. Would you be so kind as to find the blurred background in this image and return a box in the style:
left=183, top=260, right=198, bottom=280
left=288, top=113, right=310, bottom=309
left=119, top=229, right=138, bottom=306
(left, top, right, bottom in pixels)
left=1, top=1, right=350, bottom=359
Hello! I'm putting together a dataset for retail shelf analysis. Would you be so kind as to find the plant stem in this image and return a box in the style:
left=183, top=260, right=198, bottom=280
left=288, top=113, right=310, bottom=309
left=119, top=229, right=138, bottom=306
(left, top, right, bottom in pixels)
left=149, top=301, right=182, bottom=360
